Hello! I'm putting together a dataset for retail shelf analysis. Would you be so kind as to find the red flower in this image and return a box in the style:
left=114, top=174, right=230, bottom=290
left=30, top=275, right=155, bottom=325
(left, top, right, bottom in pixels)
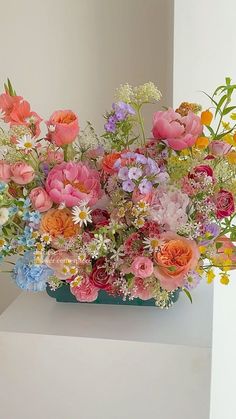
left=193, top=165, right=214, bottom=178
left=140, top=221, right=161, bottom=237
left=91, top=209, right=110, bottom=228
left=124, top=232, right=144, bottom=257
left=89, top=258, right=111, bottom=290
left=215, top=190, right=235, bottom=219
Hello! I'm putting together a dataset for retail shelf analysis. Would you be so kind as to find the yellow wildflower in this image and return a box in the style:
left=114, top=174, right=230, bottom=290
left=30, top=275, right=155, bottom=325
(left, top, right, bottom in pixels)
left=220, top=273, right=230, bottom=285
left=207, top=270, right=215, bottom=284
left=195, top=136, right=209, bottom=150
left=227, top=151, right=236, bottom=164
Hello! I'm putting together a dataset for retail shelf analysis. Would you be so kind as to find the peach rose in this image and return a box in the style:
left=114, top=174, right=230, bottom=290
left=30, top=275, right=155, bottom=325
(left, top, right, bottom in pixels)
left=0, top=160, right=12, bottom=182
left=10, top=162, right=35, bottom=185
left=29, top=187, right=53, bottom=212
left=40, top=208, right=79, bottom=238
left=154, top=232, right=200, bottom=291
left=102, top=152, right=120, bottom=174
left=45, top=249, right=79, bottom=279
left=46, top=110, right=79, bottom=147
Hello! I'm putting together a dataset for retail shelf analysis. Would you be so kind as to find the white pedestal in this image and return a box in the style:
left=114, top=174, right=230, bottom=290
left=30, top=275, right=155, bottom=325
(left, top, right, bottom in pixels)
left=0, top=283, right=212, bottom=419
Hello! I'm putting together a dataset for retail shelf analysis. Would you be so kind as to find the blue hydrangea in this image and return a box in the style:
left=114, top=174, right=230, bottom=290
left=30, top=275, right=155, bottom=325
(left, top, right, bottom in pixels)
left=12, top=251, right=53, bottom=291
left=0, top=182, right=7, bottom=193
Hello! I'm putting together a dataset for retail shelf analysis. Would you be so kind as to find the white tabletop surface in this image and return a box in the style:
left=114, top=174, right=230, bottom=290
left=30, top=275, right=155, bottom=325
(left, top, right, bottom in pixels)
left=0, top=281, right=213, bottom=347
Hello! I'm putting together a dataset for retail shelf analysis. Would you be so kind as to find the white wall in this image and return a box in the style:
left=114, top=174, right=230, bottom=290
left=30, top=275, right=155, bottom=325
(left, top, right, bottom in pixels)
left=174, top=1, right=236, bottom=418
left=0, top=0, right=174, bottom=312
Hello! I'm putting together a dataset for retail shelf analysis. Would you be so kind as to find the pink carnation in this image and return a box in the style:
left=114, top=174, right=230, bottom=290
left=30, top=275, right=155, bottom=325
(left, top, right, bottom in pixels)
left=152, top=108, right=202, bottom=150
left=45, top=162, right=102, bottom=207
left=71, top=277, right=99, bottom=302
left=131, top=277, right=153, bottom=300
left=131, top=256, right=153, bottom=278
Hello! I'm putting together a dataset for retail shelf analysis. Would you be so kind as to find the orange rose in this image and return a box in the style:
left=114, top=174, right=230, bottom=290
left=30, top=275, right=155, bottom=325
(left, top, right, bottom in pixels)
left=40, top=208, right=79, bottom=238
left=102, top=152, right=120, bottom=174
left=154, top=232, right=200, bottom=291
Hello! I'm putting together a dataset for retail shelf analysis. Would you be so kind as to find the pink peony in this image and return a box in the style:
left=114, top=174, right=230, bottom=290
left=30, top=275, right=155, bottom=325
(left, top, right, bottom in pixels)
left=29, top=187, right=53, bottom=212
left=45, top=161, right=102, bottom=207
left=149, top=186, right=189, bottom=232
left=0, top=160, right=12, bottom=182
left=154, top=232, right=200, bottom=291
left=71, top=277, right=99, bottom=302
left=131, top=256, right=153, bottom=278
left=10, top=162, right=35, bottom=185
left=46, top=110, right=79, bottom=147
left=45, top=249, right=78, bottom=279
left=215, top=190, right=235, bottom=219
left=209, top=141, right=231, bottom=156
left=131, top=277, right=153, bottom=300
left=152, top=108, right=202, bottom=150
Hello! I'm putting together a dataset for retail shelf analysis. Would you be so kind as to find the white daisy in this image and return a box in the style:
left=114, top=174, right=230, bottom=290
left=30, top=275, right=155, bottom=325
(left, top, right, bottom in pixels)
left=16, top=135, right=37, bottom=151
left=143, top=237, right=161, bottom=252
left=72, top=205, right=92, bottom=227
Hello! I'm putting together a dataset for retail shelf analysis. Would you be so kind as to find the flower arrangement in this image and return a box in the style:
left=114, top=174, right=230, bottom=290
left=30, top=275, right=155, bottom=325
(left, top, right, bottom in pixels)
left=0, top=78, right=235, bottom=308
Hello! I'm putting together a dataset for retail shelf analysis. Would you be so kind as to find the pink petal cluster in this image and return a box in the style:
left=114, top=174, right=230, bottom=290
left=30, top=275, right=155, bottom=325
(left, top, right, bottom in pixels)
left=45, top=250, right=78, bottom=279
left=131, top=277, right=153, bottom=300
left=149, top=186, right=189, bottom=232
left=45, top=161, right=102, bottom=207
left=29, top=187, right=53, bottom=212
left=152, top=108, right=202, bottom=150
left=46, top=110, right=79, bottom=147
left=70, top=277, right=99, bottom=302
left=0, top=92, right=42, bottom=137
left=0, top=160, right=35, bottom=185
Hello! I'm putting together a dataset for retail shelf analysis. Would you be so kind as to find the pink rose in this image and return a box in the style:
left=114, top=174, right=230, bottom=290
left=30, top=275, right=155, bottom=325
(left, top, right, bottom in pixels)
left=154, top=232, right=200, bottom=291
left=29, top=187, right=53, bottom=212
left=10, top=162, right=35, bottom=185
left=70, top=277, right=99, bottom=302
left=89, top=258, right=112, bottom=290
left=131, top=256, right=153, bottom=278
left=0, top=160, right=12, bottom=182
left=131, top=277, right=153, bottom=300
left=46, top=110, right=79, bottom=147
left=45, top=161, right=102, bottom=207
left=209, top=141, right=231, bottom=156
left=215, top=190, right=235, bottom=219
left=152, top=108, right=202, bottom=150
left=45, top=249, right=78, bottom=279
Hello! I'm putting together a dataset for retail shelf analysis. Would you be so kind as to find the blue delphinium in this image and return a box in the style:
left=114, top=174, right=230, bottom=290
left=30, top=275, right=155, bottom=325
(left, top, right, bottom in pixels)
left=12, top=251, right=53, bottom=291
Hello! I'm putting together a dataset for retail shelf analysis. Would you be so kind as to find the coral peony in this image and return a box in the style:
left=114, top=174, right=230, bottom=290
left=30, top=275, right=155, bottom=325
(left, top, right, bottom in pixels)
left=102, top=152, right=121, bottom=175
left=152, top=108, right=202, bottom=150
left=10, top=162, right=35, bottom=185
left=40, top=208, right=79, bottom=238
left=29, top=187, right=53, bottom=212
left=46, top=110, right=79, bottom=146
left=154, top=232, right=200, bottom=291
left=45, top=162, right=102, bottom=207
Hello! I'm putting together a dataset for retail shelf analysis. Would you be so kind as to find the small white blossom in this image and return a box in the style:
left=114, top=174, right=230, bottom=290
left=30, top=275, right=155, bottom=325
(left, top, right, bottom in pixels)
left=16, top=135, right=37, bottom=151
left=0, top=208, right=9, bottom=225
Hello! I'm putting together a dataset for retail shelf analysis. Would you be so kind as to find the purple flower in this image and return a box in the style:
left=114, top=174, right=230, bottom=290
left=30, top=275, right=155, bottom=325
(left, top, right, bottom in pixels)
left=112, top=102, right=135, bottom=121
left=198, top=223, right=220, bottom=245
left=118, top=167, right=129, bottom=180
left=128, top=167, right=142, bottom=180
left=146, top=157, right=160, bottom=175
left=104, top=115, right=117, bottom=133
left=184, top=270, right=201, bottom=290
left=138, top=179, right=152, bottom=194
left=135, top=153, right=147, bottom=164
left=156, top=171, right=169, bottom=183
left=122, top=151, right=136, bottom=159
left=122, top=179, right=135, bottom=192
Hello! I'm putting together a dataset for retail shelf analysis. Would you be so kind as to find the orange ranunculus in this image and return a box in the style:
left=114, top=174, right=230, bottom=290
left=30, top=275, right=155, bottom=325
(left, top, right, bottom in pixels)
left=40, top=208, right=79, bottom=238
left=102, top=152, right=120, bottom=175
left=195, top=136, right=209, bottom=150
left=154, top=232, right=200, bottom=291
left=201, top=109, right=213, bottom=126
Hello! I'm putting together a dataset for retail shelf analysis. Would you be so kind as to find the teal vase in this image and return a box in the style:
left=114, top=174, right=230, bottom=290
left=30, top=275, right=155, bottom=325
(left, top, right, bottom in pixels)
left=46, top=284, right=180, bottom=306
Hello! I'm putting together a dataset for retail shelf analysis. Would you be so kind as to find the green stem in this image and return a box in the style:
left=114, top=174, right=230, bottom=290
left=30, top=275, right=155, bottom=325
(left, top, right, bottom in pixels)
left=137, top=106, right=146, bottom=147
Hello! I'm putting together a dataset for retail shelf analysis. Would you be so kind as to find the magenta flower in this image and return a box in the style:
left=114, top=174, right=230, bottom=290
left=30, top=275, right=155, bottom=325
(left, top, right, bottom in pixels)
left=45, top=162, right=102, bottom=207
left=152, top=108, right=202, bottom=150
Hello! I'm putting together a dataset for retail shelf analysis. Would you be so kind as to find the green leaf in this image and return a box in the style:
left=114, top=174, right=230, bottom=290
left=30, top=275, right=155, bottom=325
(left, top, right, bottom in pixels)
left=216, top=242, right=223, bottom=250
left=183, top=288, right=193, bottom=304
left=215, top=94, right=227, bottom=116
left=223, top=106, right=236, bottom=116
left=201, top=91, right=218, bottom=107
left=205, top=125, right=215, bottom=137
left=230, top=231, right=236, bottom=241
